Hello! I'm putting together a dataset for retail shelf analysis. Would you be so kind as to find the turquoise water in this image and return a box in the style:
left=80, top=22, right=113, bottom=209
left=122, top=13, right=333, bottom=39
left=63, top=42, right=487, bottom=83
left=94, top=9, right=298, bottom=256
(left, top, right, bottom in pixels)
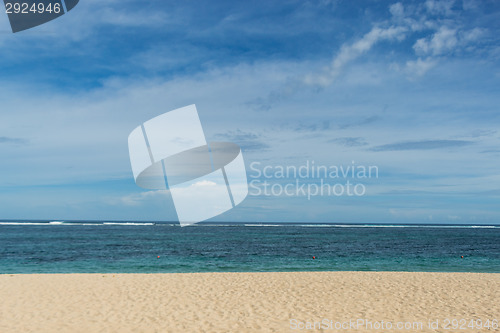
left=0, top=222, right=499, bottom=273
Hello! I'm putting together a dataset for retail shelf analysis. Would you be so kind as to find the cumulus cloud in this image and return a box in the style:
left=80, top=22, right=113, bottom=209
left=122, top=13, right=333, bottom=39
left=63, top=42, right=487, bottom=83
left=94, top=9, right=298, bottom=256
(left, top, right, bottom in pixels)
left=413, top=26, right=458, bottom=56
left=399, top=3, right=487, bottom=75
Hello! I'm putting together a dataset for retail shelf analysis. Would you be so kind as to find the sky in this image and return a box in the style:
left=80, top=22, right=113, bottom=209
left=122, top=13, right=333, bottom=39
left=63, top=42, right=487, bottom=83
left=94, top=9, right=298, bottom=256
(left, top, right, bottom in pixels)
left=0, top=0, right=499, bottom=224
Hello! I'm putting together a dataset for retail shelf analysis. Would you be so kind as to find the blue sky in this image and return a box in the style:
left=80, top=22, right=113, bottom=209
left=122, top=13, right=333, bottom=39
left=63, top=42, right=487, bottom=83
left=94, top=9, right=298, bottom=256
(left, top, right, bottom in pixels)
left=0, top=0, right=499, bottom=223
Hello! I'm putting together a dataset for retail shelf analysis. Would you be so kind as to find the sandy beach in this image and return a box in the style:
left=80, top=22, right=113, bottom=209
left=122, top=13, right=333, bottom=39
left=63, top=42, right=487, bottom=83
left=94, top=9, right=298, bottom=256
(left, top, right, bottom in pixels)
left=0, top=272, right=498, bottom=332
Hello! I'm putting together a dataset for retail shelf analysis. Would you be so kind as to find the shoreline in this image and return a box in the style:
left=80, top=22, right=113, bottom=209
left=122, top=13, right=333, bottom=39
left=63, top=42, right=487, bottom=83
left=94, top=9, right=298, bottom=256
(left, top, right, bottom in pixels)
left=2, top=269, right=499, bottom=275
left=2, top=270, right=500, bottom=275
left=0, top=271, right=498, bottom=332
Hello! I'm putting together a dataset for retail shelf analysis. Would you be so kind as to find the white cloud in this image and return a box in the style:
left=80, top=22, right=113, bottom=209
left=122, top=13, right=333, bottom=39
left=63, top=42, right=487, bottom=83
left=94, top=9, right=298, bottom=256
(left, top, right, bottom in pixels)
left=389, top=2, right=405, bottom=19
left=305, top=25, right=407, bottom=86
left=192, top=180, right=217, bottom=187
left=116, top=190, right=170, bottom=206
left=461, top=0, right=479, bottom=11
left=461, top=27, right=485, bottom=42
left=306, top=0, right=487, bottom=85
left=408, top=24, right=487, bottom=77
left=413, top=38, right=430, bottom=55
left=413, top=26, right=458, bottom=56
left=425, top=0, right=456, bottom=16
left=0, top=1, right=497, bottom=223
left=405, top=57, right=437, bottom=76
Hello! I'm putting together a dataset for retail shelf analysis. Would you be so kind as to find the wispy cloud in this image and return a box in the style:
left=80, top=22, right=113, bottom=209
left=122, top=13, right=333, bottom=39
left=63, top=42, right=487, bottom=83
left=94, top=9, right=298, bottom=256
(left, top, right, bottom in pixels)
left=114, top=190, right=170, bottom=207
left=214, top=129, right=269, bottom=152
left=305, top=25, right=408, bottom=87
left=0, top=1, right=498, bottom=223
left=309, top=0, right=488, bottom=85
left=339, top=116, right=380, bottom=129
left=370, top=139, right=473, bottom=151
left=404, top=57, right=437, bottom=76
left=480, top=149, right=500, bottom=154
left=293, top=120, right=331, bottom=132
left=424, top=0, right=456, bottom=16
left=0, top=136, right=27, bottom=145
left=399, top=2, right=489, bottom=76
left=289, top=116, right=379, bottom=134
left=248, top=0, right=491, bottom=110
left=329, top=137, right=368, bottom=147
left=457, top=129, right=497, bottom=138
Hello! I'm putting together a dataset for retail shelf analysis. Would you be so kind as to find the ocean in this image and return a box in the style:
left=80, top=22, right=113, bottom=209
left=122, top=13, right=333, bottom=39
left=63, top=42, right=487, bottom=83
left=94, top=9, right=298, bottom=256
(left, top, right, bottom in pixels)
left=0, top=221, right=499, bottom=274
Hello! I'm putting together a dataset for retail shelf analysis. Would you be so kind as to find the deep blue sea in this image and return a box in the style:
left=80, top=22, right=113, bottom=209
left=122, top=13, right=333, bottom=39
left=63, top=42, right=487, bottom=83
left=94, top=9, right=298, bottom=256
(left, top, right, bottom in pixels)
left=0, top=221, right=499, bottom=274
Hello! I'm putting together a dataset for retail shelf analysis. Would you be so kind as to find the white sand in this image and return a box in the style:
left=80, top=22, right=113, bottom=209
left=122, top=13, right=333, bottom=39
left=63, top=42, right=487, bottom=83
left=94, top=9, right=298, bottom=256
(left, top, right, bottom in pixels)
left=0, top=272, right=498, bottom=332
